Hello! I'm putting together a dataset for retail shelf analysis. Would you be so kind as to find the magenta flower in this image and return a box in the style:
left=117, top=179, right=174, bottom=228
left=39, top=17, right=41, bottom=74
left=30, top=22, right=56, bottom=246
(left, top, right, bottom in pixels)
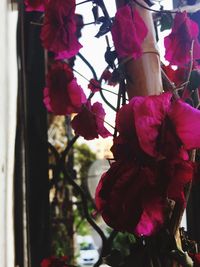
left=43, top=61, right=86, bottom=115
left=71, top=102, right=111, bottom=140
left=95, top=93, right=200, bottom=236
left=95, top=157, right=194, bottom=236
left=95, top=160, right=166, bottom=236
left=88, top=79, right=100, bottom=93
left=24, top=0, right=46, bottom=12
left=111, top=5, right=148, bottom=59
left=40, top=0, right=82, bottom=59
left=164, top=12, right=200, bottom=66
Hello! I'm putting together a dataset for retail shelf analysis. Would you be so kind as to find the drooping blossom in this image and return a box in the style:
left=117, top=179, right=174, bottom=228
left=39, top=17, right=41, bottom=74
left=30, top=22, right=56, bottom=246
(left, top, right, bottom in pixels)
left=71, top=101, right=111, bottom=140
left=111, top=5, right=148, bottom=59
left=164, top=12, right=200, bottom=66
left=41, top=256, right=68, bottom=267
left=96, top=93, right=200, bottom=236
left=88, top=79, right=100, bottom=93
left=95, top=160, right=166, bottom=236
left=43, top=61, right=86, bottom=115
left=95, top=157, right=194, bottom=236
left=24, top=0, right=47, bottom=12
left=40, top=0, right=82, bottom=59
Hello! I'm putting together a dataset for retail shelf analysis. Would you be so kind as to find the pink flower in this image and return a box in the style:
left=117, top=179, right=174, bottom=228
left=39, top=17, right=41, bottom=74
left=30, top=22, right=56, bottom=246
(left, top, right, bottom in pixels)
left=88, top=79, right=100, bottom=93
left=118, top=93, right=200, bottom=159
left=43, top=61, right=86, bottom=115
left=95, top=161, right=159, bottom=233
left=40, top=0, right=82, bottom=59
left=71, top=102, right=111, bottom=140
left=95, top=93, right=200, bottom=236
left=164, top=12, right=200, bottom=66
left=24, top=0, right=46, bottom=12
left=111, top=5, right=148, bottom=59
left=95, top=158, right=193, bottom=236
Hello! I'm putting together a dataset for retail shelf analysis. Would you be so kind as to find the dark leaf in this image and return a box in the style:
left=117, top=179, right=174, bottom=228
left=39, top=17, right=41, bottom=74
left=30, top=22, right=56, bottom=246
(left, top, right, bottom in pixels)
left=92, top=5, right=99, bottom=22
left=143, top=0, right=154, bottom=6
left=96, top=16, right=107, bottom=23
left=160, top=13, right=173, bottom=32
left=104, top=47, right=117, bottom=68
left=93, top=0, right=103, bottom=6
left=95, top=19, right=112, bottom=38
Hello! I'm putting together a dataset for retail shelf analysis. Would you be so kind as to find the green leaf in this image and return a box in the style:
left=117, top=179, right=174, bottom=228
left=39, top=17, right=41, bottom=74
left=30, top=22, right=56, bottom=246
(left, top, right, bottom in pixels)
left=160, top=13, right=173, bottom=32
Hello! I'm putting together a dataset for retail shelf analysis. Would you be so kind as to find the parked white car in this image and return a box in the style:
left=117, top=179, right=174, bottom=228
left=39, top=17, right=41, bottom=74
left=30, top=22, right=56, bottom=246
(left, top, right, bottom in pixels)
left=77, top=236, right=99, bottom=266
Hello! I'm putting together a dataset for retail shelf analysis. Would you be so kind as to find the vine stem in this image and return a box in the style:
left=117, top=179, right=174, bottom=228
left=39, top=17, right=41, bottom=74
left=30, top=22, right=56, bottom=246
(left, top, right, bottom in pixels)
left=183, top=40, right=195, bottom=92
left=77, top=53, right=117, bottom=111
left=73, top=68, right=121, bottom=97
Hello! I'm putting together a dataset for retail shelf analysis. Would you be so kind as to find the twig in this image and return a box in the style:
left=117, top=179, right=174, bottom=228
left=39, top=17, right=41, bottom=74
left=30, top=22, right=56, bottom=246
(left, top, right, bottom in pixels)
left=184, top=40, right=195, bottom=92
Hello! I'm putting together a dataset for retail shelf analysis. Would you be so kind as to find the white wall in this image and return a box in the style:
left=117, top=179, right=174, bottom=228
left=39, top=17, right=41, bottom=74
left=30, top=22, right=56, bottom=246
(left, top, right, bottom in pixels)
left=0, top=1, right=18, bottom=266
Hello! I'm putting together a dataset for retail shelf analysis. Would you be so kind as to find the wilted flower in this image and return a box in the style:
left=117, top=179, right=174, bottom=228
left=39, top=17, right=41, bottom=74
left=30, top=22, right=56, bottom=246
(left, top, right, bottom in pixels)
left=71, top=101, right=111, bottom=140
left=40, top=0, right=82, bottom=59
left=43, top=61, right=86, bottom=115
left=164, top=12, right=200, bottom=66
left=111, top=5, right=148, bottom=59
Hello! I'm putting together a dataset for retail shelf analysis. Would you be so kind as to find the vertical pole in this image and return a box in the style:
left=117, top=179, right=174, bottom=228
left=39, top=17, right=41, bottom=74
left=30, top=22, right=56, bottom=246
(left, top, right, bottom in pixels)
left=115, top=0, right=163, bottom=98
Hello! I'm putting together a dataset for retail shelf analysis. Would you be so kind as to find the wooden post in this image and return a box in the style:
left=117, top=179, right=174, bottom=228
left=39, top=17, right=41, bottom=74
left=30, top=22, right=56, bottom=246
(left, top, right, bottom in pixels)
left=115, top=0, right=163, bottom=98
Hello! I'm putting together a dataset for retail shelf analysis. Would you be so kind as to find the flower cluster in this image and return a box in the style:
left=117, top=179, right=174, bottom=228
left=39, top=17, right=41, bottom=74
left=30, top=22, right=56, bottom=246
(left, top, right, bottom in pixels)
left=25, top=0, right=111, bottom=140
left=95, top=93, right=200, bottom=236
left=25, top=0, right=200, bottom=247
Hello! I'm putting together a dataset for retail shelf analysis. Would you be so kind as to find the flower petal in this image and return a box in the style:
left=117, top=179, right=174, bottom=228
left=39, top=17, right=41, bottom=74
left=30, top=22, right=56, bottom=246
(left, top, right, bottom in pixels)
left=169, top=99, right=200, bottom=150
left=164, top=12, right=200, bottom=66
left=111, top=5, right=148, bottom=59
left=71, top=102, right=111, bottom=140
left=133, top=93, right=172, bottom=157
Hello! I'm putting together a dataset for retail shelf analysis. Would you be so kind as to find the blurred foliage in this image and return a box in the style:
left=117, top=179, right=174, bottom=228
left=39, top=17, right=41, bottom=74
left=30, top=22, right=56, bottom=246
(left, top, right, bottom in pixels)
left=107, top=228, right=136, bottom=257
left=73, top=143, right=97, bottom=236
